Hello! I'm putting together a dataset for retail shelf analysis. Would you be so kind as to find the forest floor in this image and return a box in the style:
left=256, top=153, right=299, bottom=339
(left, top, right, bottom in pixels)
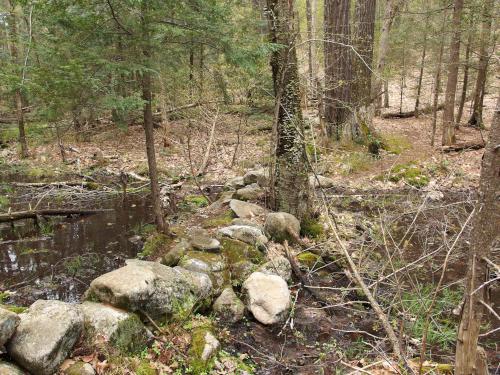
left=0, top=93, right=498, bottom=374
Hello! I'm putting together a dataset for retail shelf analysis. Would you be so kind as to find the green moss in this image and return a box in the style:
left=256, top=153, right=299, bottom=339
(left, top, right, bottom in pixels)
left=188, top=327, right=218, bottom=374
left=221, top=238, right=264, bottom=265
left=135, top=361, right=156, bottom=375
left=306, top=143, right=322, bottom=161
left=202, top=210, right=234, bottom=228
left=0, top=196, right=10, bottom=210
left=296, top=251, right=324, bottom=269
left=300, top=217, right=324, bottom=238
left=112, top=314, right=148, bottom=354
left=138, top=233, right=170, bottom=258
left=337, top=151, right=374, bottom=175
left=382, top=135, right=411, bottom=155
left=388, top=163, right=430, bottom=188
left=183, top=195, right=209, bottom=208
left=0, top=294, right=27, bottom=313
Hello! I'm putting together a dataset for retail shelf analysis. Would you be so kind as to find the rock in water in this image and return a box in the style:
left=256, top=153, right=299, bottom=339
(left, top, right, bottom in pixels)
left=258, top=256, right=292, bottom=282
left=85, top=260, right=195, bottom=319
left=243, top=168, right=269, bottom=187
left=0, top=307, right=20, bottom=351
left=0, top=361, right=25, bottom=375
left=229, top=199, right=266, bottom=219
left=242, top=272, right=290, bottom=325
left=188, top=228, right=220, bottom=252
left=264, top=212, right=300, bottom=243
left=7, top=300, right=84, bottom=375
left=213, top=287, right=245, bottom=322
left=80, top=302, right=149, bottom=354
left=234, top=183, right=264, bottom=201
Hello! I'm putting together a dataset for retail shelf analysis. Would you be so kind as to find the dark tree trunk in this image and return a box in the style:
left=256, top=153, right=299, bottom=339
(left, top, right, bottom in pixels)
left=267, top=0, right=311, bottom=221
left=324, top=0, right=352, bottom=140
left=442, top=0, right=464, bottom=146
left=305, top=0, right=316, bottom=97
left=141, top=1, right=167, bottom=233
left=455, top=93, right=499, bottom=375
left=456, top=21, right=473, bottom=127
left=468, top=0, right=494, bottom=128
left=414, top=14, right=429, bottom=117
left=8, top=0, right=28, bottom=158
left=431, top=10, right=447, bottom=147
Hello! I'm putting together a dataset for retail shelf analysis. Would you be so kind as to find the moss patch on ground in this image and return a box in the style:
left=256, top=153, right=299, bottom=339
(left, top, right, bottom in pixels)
left=297, top=251, right=324, bottom=269
left=138, top=233, right=171, bottom=258
left=221, top=238, right=264, bottom=265
left=384, top=162, right=430, bottom=188
left=300, top=217, right=324, bottom=239
left=202, top=210, right=234, bottom=228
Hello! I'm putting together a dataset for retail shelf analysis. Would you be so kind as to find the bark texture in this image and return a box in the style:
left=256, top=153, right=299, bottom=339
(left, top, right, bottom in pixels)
left=441, top=0, right=464, bottom=145
left=267, top=0, right=311, bottom=221
left=455, top=94, right=499, bottom=375
left=324, top=0, right=352, bottom=140
left=414, top=13, right=429, bottom=117
left=456, top=22, right=473, bottom=126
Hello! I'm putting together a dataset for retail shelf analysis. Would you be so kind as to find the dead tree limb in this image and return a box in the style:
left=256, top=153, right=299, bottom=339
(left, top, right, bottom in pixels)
left=382, top=103, right=444, bottom=119
left=442, top=142, right=485, bottom=153
left=0, top=209, right=111, bottom=223
left=198, top=107, right=219, bottom=175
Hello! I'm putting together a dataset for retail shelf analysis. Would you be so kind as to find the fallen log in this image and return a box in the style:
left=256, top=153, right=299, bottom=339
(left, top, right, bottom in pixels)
left=10, top=181, right=98, bottom=188
left=442, top=142, right=485, bottom=153
left=0, top=209, right=112, bottom=223
left=381, top=103, right=444, bottom=119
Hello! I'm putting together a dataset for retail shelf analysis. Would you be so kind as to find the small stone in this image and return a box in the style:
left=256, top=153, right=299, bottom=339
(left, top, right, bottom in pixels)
left=229, top=199, right=266, bottom=219
left=258, top=256, right=292, bottom=281
left=224, top=176, right=245, bottom=190
left=64, top=361, right=95, bottom=375
left=243, top=168, right=269, bottom=187
left=231, top=218, right=262, bottom=230
left=162, top=239, right=190, bottom=266
left=188, top=228, right=220, bottom=252
left=218, top=225, right=268, bottom=249
left=80, top=302, right=149, bottom=354
left=0, top=361, right=25, bottom=375
left=0, top=307, right=20, bottom=351
left=309, top=175, right=335, bottom=189
left=234, top=183, right=264, bottom=201
left=213, top=287, right=245, bottom=322
left=264, top=212, right=301, bottom=243
left=242, top=272, right=290, bottom=325
left=7, top=300, right=84, bottom=375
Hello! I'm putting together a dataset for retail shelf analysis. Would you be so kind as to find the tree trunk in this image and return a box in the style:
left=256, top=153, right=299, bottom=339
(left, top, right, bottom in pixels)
left=324, top=0, right=352, bottom=140
left=267, top=0, right=311, bottom=221
left=384, top=80, right=389, bottom=108
left=456, top=20, right=473, bottom=127
left=468, top=0, right=494, bottom=128
left=141, top=1, right=167, bottom=234
left=8, top=0, right=28, bottom=158
left=441, top=0, right=464, bottom=146
left=372, top=0, right=400, bottom=116
left=455, top=93, right=499, bottom=375
left=305, top=0, right=316, bottom=98
left=431, top=11, right=447, bottom=147
left=414, top=13, right=429, bottom=117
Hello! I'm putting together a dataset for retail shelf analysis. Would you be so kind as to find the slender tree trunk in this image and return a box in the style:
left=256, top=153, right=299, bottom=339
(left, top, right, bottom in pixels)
left=384, top=80, right=389, bottom=108
left=468, top=0, right=494, bottom=128
left=372, top=0, right=400, bottom=116
left=414, top=14, right=429, bottom=117
left=305, top=0, right=316, bottom=98
left=141, top=2, right=167, bottom=234
left=267, top=0, right=311, bottom=221
left=431, top=12, right=447, bottom=147
left=455, top=93, right=499, bottom=375
left=456, top=21, right=473, bottom=126
left=324, top=0, right=352, bottom=140
left=8, top=1, right=28, bottom=158
left=441, top=0, right=464, bottom=146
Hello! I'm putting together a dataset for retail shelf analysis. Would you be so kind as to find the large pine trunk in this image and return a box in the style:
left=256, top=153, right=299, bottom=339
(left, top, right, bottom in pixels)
left=441, top=0, right=464, bottom=146
left=267, top=0, right=310, bottom=221
left=8, top=0, right=28, bottom=158
left=455, top=94, right=499, bottom=375
left=323, top=0, right=352, bottom=140
left=468, top=0, right=494, bottom=128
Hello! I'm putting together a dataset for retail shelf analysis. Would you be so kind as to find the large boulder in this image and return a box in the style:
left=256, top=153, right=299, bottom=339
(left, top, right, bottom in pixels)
left=173, top=267, right=213, bottom=299
left=264, top=212, right=300, bottom=243
left=0, top=362, right=25, bottom=375
left=231, top=218, right=262, bottom=230
left=212, top=287, right=245, bottom=323
left=242, top=272, right=290, bottom=325
left=218, top=225, right=268, bottom=249
left=229, top=199, right=266, bottom=219
left=7, top=300, right=84, bottom=375
left=0, top=307, right=20, bottom=351
left=80, top=302, right=150, bottom=354
left=258, top=256, right=292, bottom=282
left=309, top=175, right=335, bottom=189
left=188, top=228, right=220, bottom=252
left=243, top=168, right=269, bottom=187
left=85, top=260, right=196, bottom=319
left=234, top=183, right=265, bottom=201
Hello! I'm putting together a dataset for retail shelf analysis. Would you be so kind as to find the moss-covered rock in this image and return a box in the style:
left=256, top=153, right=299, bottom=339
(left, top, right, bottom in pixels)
left=221, top=238, right=264, bottom=265
left=296, top=251, right=324, bottom=269
left=64, top=361, right=95, bottom=375
left=300, top=217, right=324, bottom=238
left=188, top=327, right=220, bottom=373
left=138, top=233, right=170, bottom=259
left=179, top=251, right=229, bottom=295
left=162, top=239, right=190, bottom=266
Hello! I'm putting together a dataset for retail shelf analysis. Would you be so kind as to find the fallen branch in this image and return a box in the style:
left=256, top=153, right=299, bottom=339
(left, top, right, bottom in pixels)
left=0, top=209, right=111, bottom=223
left=198, top=107, right=219, bottom=175
left=10, top=181, right=98, bottom=188
left=442, top=142, right=485, bottom=153
left=381, top=103, right=444, bottom=119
